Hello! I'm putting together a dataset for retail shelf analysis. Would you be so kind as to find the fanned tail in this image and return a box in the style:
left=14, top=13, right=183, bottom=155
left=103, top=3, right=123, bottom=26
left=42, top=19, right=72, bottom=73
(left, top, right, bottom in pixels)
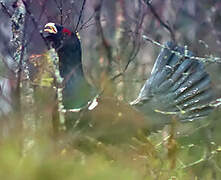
left=132, top=42, right=216, bottom=122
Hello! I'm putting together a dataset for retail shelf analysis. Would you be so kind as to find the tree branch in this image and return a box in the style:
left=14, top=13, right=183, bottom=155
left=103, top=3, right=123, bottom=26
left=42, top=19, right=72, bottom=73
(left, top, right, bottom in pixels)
left=0, top=1, right=12, bottom=17
left=74, top=0, right=87, bottom=32
left=143, top=0, right=175, bottom=42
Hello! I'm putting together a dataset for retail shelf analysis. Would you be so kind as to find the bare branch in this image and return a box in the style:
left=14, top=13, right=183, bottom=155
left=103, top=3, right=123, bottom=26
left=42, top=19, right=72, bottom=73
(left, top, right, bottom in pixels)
left=0, top=1, right=12, bottom=17
left=74, top=0, right=87, bottom=32
left=143, top=0, right=175, bottom=42
left=142, top=35, right=221, bottom=64
left=21, top=0, right=50, bottom=49
left=78, top=12, right=96, bottom=31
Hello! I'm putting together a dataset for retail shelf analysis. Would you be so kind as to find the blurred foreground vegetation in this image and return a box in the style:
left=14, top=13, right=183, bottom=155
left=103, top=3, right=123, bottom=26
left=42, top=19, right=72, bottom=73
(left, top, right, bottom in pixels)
left=0, top=109, right=221, bottom=179
left=0, top=0, right=221, bottom=179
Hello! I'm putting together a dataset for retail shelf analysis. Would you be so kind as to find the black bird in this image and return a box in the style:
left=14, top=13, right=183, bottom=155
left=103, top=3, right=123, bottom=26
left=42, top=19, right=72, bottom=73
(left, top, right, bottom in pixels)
left=43, top=23, right=216, bottom=132
left=44, top=22, right=94, bottom=109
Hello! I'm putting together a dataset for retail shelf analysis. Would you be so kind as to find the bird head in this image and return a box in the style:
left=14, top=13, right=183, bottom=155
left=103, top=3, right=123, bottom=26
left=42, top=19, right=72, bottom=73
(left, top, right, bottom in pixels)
left=44, top=23, right=72, bottom=36
left=43, top=22, right=80, bottom=49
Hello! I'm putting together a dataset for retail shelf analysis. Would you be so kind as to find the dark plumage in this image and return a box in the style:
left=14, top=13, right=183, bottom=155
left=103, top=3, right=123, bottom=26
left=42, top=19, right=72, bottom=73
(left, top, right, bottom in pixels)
left=43, top=23, right=216, bottom=132
left=131, top=42, right=215, bottom=122
left=43, top=23, right=94, bottom=109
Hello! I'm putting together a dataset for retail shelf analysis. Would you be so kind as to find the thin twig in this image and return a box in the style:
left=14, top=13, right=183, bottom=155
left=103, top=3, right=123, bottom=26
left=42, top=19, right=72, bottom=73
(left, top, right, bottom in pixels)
left=22, top=0, right=50, bottom=49
left=24, top=0, right=48, bottom=43
left=79, top=18, right=107, bottom=31
left=78, top=12, right=96, bottom=31
left=143, top=0, right=175, bottom=42
left=111, top=1, right=146, bottom=81
left=0, top=2, right=12, bottom=17
left=143, top=35, right=221, bottom=64
left=122, top=1, right=143, bottom=73
left=59, top=0, right=63, bottom=25
left=53, top=0, right=63, bottom=25
left=74, top=0, right=87, bottom=32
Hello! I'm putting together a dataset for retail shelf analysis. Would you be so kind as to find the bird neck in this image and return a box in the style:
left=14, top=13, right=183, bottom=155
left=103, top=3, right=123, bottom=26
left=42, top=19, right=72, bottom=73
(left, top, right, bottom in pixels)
left=57, top=38, right=84, bottom=78
left=57, top=39, right=92, bottom=109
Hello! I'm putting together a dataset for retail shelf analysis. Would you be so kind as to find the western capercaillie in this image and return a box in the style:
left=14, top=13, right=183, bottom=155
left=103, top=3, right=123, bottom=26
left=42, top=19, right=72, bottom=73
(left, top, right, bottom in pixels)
left=43, top=23, right=217, bottom=134
left=44, top=22, right=94, bottom=110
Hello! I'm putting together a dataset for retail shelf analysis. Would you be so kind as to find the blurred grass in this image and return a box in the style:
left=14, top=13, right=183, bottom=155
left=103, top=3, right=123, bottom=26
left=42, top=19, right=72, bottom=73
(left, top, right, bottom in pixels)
left=0, top=136, right=142, bottom=180
left=0, top=110, right=221, bottom=180
left=1, top=90, right=221, bottom=180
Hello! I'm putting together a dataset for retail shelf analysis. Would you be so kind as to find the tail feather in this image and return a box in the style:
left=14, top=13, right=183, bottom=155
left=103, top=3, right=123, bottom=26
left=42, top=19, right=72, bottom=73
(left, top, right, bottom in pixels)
left=151, top=65, right=173, bottom=90
left=173, top=71, right=208, bottom=97
left=150, top=42, right=176, bottom=75
left=168, top=46, right=192, bottom=66
left=170, top=59, right=193, bottom=82
left=170, top=89, right=213, bottom=113
left=157, top=60, right=194, bottom=91
left=180, top=90, right=213, bottom=109
left=180, top=107, right=213, bottom=121
left=174, top=76, right=211, bottom=104
left=132, top=41, right=215, bottom=122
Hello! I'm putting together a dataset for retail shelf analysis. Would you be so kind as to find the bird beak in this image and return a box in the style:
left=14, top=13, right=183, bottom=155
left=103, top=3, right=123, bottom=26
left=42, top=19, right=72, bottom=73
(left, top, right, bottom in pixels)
left=44, top=23, right=58, bottom=34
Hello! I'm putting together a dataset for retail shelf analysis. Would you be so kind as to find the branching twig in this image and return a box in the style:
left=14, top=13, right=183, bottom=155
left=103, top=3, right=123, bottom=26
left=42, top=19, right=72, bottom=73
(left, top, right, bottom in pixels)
left=178, top=149, right=211, bottom=169
left=143, top=0, right=175, bottom=42
left=59, top=0, right=63, bottom=25
left=124, top=0, right=146, bottom=71
left=110, top=1, right=146, bottom=82
left=21, top=0, right=50, bottom=49
left=53, top=0, right=64, bottom=25
left=78, top=12, right=96, bottom=31
left=74, top=0, right=87, bottom=32
left=142, top=35, right=221, bottom=64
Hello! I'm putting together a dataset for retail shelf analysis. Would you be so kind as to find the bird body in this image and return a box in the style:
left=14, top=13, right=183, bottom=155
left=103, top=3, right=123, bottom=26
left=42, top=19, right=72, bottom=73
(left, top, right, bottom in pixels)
left=44, top=23, right=94, bottom=109
left=43, top=23, right=216, bottom=133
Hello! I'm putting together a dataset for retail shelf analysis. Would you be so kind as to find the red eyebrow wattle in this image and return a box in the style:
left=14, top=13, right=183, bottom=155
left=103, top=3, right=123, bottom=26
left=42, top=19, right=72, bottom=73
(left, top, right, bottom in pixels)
left=62, top=28, right=71, bottom=36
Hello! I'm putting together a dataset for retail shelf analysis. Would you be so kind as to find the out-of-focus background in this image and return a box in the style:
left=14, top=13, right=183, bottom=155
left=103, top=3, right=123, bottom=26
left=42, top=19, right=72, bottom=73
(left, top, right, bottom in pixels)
left=0, top=0, right=221, bottom=179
